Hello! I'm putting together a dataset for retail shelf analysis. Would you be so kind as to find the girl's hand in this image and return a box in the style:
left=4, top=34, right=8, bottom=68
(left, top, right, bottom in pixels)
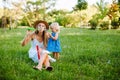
left=51, top=33, right=58, bottom=40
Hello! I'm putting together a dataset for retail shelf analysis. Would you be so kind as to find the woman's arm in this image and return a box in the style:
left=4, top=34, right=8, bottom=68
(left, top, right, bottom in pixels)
left=50, top=33, right=58, bottom=40
left=46, top=32, right=51, bottom=38
left=21, top=31, right=34, bottom=46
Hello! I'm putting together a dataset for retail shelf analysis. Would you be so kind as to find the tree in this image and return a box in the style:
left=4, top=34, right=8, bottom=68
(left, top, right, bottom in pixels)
left=118, top=0, right=120, bottom=13
left=107, top=0, right=119, bottom=20
left=94, top=0, right=108, bottom=19
left=48, top=9, right=68, bottom=18
left=74, top=0, right=88, bottom=11
left=1, top=0, right=7, bottom=31
left=108, top=0, right=120, bottom=29
left=26, top=0, right=56, bottom=20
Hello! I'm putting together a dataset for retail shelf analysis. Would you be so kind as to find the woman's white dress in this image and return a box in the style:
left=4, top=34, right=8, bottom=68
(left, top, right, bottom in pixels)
left=28, top=39, right=49, bottom=63
left=28, top=38, right=56, bottom=63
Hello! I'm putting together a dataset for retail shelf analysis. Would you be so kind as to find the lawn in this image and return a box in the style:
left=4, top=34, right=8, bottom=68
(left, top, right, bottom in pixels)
left=0, top=28, right=120, bottom=80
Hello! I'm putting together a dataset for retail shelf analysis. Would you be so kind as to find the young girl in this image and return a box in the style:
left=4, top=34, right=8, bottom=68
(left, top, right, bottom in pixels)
left=47, top=22, right=61, bottom=59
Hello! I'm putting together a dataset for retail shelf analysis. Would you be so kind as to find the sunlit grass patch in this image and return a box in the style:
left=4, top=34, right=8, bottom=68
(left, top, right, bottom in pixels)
left=0, top=28, right=120, bottom=80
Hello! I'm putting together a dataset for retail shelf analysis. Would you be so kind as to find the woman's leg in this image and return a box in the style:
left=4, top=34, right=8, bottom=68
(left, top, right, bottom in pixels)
left=43, top=54, right=50, bottom=68
left=43, top=54, right=53, bottom=71
left=36, top=53, right=48, bottom=70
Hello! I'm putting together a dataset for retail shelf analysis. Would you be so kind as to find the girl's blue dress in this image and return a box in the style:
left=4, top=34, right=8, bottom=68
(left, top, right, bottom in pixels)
left=47, top=32, right=61, bottom=52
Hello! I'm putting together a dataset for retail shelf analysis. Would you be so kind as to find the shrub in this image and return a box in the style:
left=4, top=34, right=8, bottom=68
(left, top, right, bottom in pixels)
left=19, top=17, right=29, bottom=26
left=55, top=12, right=81, bottom=28
left=55, top=15, right=68, bottom=27
left=111, top=19, right=119, bottom=29
left=99, top=21, right=109, bottom=30
left=89, top=19, right=98, bottom=30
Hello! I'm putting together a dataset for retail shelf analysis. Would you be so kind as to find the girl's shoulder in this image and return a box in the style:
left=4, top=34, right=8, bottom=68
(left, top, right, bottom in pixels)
left=52, top=32, right=57, bottom=34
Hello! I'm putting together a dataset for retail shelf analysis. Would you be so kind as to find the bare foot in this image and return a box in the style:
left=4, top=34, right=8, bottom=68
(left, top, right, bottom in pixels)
left=33, top=66, right=42, bottom=71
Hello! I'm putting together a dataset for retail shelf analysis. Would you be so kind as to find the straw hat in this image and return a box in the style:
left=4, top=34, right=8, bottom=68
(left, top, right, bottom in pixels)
left=33, top=20, right=49, bottom=30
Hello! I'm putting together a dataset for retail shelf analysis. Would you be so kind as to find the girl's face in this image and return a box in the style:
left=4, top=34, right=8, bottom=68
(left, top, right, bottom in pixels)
left=37, top=23, right=46, bottom=32
left=51, top=26, right=57, bottom=32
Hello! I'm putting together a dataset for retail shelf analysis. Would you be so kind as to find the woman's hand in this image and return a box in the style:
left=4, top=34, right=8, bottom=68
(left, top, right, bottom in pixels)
left=46, top=32, right=51, bottom=38
left=49, top=33, right=52, bottom=37
left=26, top=30, right=32, bottom=36
left=38, top=26, right=46, bottom=32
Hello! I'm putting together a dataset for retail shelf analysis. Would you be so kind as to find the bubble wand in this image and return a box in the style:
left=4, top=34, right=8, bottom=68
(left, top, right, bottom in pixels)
left=27, top=27, right=35, bottom=31
left=36, top=45, right=41, bottom=60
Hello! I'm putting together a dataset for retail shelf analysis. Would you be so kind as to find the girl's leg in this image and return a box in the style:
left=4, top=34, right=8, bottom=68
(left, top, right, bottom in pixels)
left=56, top=52, right=59, bottom=59
left=53, top=52, right=56, bottom=58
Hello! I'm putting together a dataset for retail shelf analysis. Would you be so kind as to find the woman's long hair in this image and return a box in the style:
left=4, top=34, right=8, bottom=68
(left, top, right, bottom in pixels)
left=35, top=30, right=48, bottom=48
left=42, top=30, right=48, bottom=48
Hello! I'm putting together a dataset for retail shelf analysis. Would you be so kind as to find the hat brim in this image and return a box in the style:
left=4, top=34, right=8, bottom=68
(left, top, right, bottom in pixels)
left=33, top=20, right=49, bottom=30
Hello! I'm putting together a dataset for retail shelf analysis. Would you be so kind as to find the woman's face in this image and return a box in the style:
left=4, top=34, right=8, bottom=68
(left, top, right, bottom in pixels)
left=37, top=23, right=46, bottom=32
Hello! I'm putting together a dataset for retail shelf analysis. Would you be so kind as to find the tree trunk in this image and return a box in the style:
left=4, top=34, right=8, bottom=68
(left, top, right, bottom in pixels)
left=24, top=14, right=32, bottom=27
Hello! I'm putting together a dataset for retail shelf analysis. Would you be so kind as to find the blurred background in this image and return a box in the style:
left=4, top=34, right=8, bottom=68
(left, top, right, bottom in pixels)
left=0, top=0, right=119, bottom=30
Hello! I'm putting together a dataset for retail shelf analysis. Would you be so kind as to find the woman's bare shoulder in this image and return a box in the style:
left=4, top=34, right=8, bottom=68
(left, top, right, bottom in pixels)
left=45, top=31, right=49, bottom=34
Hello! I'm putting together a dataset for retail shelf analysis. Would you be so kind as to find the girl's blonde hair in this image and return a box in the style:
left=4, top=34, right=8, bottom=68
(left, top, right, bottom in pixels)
left=50, top=22, right=60, bottom=33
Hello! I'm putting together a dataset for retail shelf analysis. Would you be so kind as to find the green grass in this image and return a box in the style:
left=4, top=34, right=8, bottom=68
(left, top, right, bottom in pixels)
left=0, top=28, right=120, bottom=80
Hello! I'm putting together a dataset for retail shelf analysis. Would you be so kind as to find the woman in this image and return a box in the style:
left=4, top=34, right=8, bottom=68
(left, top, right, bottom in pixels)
left=21, top=20, right=53, bottom=71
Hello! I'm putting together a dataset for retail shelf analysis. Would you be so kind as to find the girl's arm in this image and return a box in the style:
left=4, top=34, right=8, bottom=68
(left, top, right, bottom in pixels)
left=50, top=33, right=58, bottom=40
left=21, top=31, right=34, bottom=46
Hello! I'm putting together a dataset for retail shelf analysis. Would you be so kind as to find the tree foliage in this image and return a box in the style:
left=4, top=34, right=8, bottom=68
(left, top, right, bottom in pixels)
left=26, top=0, right=56, bottom=20
left=74, top=0, right=88, bottom=11
left=107, top=0, right=119, bottom=20
left=48, top=9, right=67, bottom=17
left=94, top=0, right=109, bottom=19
